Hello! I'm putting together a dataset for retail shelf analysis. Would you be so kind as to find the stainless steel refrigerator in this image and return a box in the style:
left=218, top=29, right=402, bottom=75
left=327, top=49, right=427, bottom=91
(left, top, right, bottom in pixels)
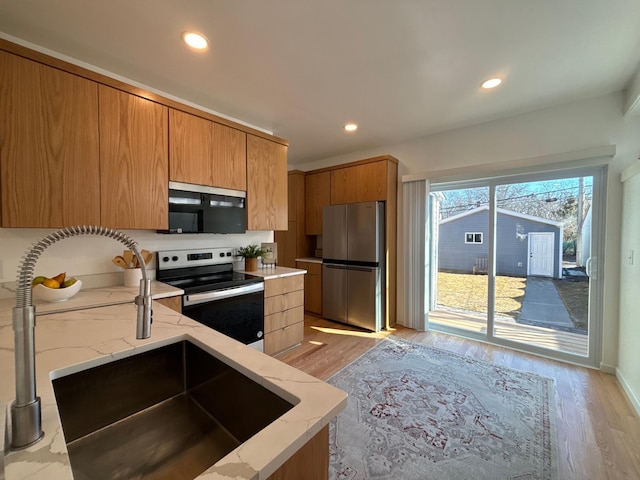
left=322, top=201, right=385, bottom=332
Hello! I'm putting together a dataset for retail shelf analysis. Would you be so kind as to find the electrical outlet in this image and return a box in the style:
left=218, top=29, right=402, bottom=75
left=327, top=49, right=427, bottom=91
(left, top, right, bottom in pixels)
left=517, top=262, right=523, bottom=267
left=626, top=250, right=634, bottom=265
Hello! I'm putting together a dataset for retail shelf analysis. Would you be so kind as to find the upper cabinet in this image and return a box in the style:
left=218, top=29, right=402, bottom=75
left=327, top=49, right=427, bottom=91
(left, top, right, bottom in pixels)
left=304, top=171, right=330, bottom=235
left=246, top=134, right=288, bottom=231
left=0, top=51, right=101, bottom=227
left=330, top=160, right=387, bottom=204
left=168, top=109, right=212, bottom=186
left=169, top=109, right=246, bottom=191
left=274, top=171, right=312, bottom=267
left=99, top=85, right=169, bottom=230
left=0, top=39, right=288, bottom=231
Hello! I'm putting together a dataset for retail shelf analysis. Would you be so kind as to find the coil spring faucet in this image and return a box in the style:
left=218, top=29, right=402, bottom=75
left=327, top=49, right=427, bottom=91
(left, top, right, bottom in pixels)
left=10, top=226, right=153, bottom=449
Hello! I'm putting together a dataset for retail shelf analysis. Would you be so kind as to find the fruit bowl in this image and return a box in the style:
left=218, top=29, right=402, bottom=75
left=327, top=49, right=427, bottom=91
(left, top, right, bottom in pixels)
left=33, top=279, right=82, bottom=303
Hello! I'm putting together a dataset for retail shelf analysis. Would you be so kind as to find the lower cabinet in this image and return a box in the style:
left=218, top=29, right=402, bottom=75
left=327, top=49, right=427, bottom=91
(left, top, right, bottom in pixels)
left=296, top=261, right=322, bottom=316
left=264, top=275, right=304, bottom=355
left=267, top=425, right=329, bottom=480
left=154, top=296, right=182, bottom=314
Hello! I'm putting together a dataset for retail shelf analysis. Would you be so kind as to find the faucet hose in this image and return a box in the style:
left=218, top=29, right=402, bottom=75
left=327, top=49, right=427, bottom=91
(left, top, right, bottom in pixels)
left=15, top=226, right=140, bottom=308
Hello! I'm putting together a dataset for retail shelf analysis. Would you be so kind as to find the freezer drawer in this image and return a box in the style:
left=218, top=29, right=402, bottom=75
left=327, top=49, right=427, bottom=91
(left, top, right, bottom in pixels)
left=322, top=264, right=348, bottom=324
left=347, top=266, right=382, bottom=331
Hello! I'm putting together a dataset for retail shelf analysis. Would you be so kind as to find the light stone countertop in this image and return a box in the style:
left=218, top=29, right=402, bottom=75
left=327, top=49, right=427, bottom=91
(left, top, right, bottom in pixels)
left=0, top=281, right=346, bottom=480
left=235, top=266, right=307, bottom=280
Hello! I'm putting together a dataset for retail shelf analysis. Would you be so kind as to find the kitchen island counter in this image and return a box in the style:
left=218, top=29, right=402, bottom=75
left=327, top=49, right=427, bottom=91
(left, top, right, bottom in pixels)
left=0, top=285, right=346, bottom=479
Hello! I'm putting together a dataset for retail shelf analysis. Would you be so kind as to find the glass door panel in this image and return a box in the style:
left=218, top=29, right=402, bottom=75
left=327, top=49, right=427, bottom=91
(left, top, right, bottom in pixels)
left=429, top=186, right=490, bottom=336
left=428, top=167, right=603, bottom=367
left=492, top=177, right=591, bottom=357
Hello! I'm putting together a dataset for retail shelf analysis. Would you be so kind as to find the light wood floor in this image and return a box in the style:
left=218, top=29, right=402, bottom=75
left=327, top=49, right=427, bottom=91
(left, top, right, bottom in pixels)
left=278, top=315, right=640, bottom=480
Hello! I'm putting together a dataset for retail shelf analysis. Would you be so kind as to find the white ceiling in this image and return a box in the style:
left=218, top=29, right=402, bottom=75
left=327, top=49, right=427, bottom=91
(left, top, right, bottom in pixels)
left=1, top=0, right=640, bottom=165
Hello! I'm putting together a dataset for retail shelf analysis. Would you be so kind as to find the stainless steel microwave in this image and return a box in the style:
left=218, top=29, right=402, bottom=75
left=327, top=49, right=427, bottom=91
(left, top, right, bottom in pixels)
left=162, top=181, right=246, bottom=234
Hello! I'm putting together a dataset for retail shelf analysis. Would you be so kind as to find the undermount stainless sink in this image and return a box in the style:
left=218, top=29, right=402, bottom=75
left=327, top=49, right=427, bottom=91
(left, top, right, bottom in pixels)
left=52, top=340, right=294, bottom=480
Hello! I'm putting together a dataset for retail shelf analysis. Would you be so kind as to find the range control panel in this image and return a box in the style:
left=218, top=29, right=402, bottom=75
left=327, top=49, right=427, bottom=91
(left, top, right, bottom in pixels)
left=157, top=248, right=235, bottom=270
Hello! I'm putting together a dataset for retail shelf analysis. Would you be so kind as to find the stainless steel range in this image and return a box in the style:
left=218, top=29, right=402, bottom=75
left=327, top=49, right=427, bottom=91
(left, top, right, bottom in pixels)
left=156, top=248, right=265, bottom=351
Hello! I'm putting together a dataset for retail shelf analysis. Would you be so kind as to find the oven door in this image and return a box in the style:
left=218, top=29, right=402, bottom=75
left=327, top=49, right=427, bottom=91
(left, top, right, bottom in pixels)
left=182, top=283, right=264, bottom=351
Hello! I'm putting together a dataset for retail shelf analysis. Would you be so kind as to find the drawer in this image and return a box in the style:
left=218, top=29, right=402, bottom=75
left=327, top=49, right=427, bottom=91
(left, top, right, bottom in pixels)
left=265, top=306, right=304, bottom=333
left=296, top=261, right=322, bottom=276
left=265, top=275, right=304, bottom=298
left=264, top=290, right=304, bottom=316
left=264, top=321, right=304, bottom=356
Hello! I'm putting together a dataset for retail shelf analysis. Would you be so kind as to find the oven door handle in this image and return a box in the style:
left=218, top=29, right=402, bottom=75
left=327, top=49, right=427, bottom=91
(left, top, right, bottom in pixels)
left=184, top=283, right=264, bottom=306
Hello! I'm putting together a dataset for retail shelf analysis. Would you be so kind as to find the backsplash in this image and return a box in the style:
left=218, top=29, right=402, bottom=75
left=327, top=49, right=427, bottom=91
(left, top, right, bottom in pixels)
left=0, top=228, right=272, bottom=299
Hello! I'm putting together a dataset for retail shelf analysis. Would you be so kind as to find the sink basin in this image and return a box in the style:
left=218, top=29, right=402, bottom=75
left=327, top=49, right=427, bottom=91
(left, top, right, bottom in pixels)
left=52, top=340, right=294, bottom=480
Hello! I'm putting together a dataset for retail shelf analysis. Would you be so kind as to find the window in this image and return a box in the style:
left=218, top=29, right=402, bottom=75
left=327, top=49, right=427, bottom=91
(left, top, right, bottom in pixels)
left=465, top=232, right=483, bottom=244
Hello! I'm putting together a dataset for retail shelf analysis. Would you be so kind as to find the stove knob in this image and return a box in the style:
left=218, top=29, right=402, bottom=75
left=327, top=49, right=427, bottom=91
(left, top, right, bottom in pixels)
left=162, top=256, right=169, bottom=262
left=226, top=252, right=232, bottom=257
left=219, top=252, right=225, bottom=258
left=172, top=256, right=179, bottom=262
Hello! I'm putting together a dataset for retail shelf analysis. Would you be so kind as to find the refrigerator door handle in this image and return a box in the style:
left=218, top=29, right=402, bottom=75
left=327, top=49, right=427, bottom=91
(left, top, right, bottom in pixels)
left=348, top=266, right=375, bottom=273
left=325, top=264, right=349, bottom=270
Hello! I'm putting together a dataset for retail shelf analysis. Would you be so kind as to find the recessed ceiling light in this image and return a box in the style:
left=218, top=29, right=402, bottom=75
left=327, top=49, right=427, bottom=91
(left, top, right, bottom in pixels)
left=481, top=78, right=502, bottom=89
left=344, top=123, right=358, bottom=132
left=182, top=32, right=209, bottom=51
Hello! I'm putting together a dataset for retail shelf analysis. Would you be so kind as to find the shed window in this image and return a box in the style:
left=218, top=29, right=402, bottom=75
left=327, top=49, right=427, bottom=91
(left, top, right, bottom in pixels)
left=465, top=232, right=483, bottom=244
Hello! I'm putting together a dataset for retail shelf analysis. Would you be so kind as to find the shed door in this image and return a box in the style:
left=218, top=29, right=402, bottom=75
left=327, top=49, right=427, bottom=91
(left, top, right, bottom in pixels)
left=528, top=232, right=554, bottom=277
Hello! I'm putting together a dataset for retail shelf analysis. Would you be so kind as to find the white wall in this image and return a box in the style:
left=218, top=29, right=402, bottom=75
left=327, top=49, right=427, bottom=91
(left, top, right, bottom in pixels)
left=618, top=161, right=640, bottom=414
left=293, top=92, right=640, bottom=374
left=0, top=228, right=272, bottom=297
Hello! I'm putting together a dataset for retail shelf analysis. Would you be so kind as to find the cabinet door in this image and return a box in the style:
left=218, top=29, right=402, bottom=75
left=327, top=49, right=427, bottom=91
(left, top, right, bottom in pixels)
left=0, top=51, right=100, bottom=227
left=297, top=261, right=322, bottom=316
left=211, top=122, right=246, bottom=191
left=304, top=273, right=322, bottom=315
left=304, top=171, right=330, bottom=235
left=274, top=221, right=297, bottom=268
left=246, top=134, right=288, bottom=230
left=99, top=85, right=168, bottom=229
left=330, top=161, right=387, bottom=204
left=169, top=109, right=212, bottom=185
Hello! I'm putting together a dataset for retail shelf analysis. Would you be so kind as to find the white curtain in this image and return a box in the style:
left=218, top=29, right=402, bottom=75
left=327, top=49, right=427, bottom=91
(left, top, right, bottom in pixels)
left=402, top=178, right=430, bottom=330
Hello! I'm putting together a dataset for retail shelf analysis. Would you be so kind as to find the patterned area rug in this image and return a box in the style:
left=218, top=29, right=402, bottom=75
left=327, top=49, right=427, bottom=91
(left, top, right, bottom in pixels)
left=328, top=338, right=558, bottom=479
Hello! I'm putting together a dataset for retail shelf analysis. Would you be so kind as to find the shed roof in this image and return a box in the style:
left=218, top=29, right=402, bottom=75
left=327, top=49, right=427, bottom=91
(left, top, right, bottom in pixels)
left=439, top=206, right=563, bottom=227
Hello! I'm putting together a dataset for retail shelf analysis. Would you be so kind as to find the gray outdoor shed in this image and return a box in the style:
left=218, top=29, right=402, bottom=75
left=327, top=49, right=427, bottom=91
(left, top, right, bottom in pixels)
left=437, top=206, right=563, bottom=278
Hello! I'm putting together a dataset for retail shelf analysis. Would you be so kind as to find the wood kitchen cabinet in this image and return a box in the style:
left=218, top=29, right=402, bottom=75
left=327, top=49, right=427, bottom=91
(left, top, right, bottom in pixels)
left=296, top=261, right=322, bottom=316
left=267, top=425, right=328, bottom=480
left=169, top=109, right=247, bottom=190
left=154, top=296, right=182, bottom=314
left=99, top=85, right=169, bottom=230
left=330, top=160, right=387, bottom=204
left=0, top=50, right=101, bottom=227
left=275, top=171, right=312, bottom=267
left=304, top=171, right=331, bottom=235
left=246, top=134, right=288, bottom=231
left=264, top=275, right=305, bottom=356
left=0, top=38, right=289, bottom=231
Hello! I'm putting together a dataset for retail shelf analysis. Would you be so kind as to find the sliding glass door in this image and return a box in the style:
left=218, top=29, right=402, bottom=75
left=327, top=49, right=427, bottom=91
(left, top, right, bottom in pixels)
left=428, top=167, right=605, bottom=367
